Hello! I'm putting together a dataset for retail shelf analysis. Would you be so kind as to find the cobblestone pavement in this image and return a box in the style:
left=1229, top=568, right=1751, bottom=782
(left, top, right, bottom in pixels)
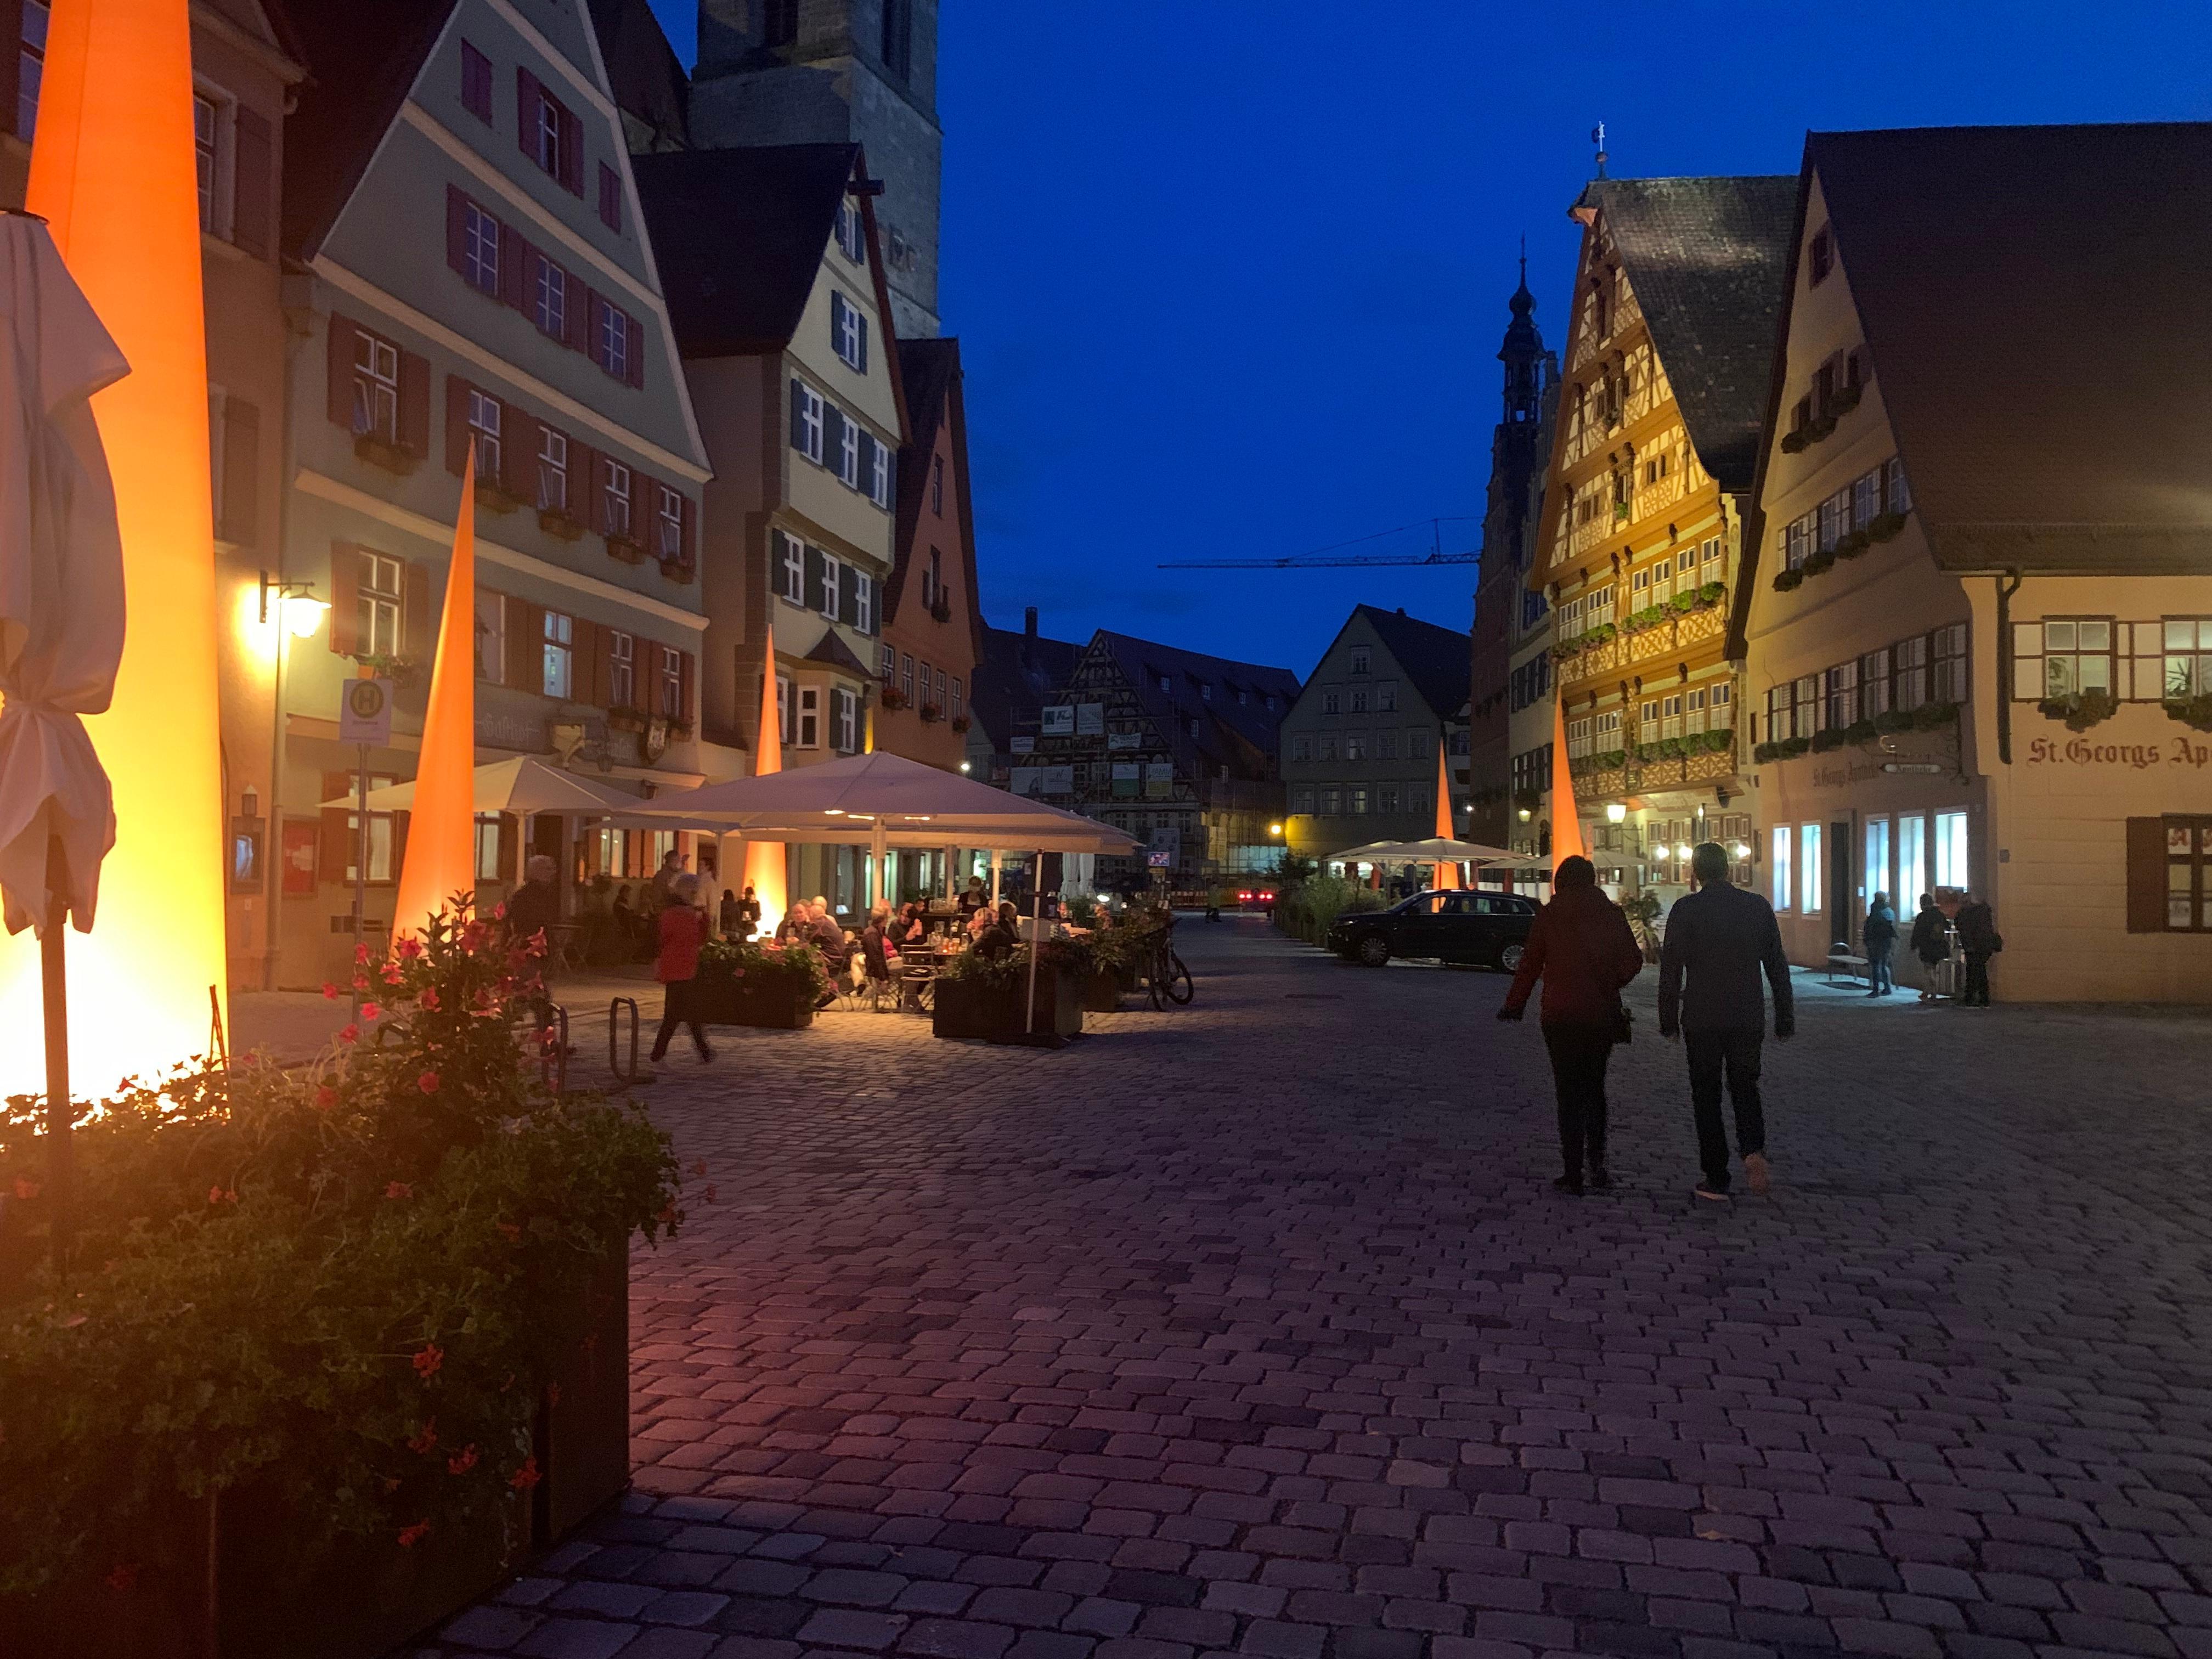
left=408, top=917, right=2212, bottom=1659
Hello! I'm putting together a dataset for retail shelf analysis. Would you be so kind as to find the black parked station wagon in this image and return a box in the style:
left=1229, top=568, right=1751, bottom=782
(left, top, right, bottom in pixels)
left=1327, top=890, right=1538, bottom=972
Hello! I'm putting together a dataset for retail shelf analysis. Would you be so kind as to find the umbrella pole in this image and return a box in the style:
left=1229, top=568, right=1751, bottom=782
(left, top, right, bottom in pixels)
left=351, top=743, right=368, bottom=1012
left=41, top=837, right=71, bottom=1275
left=1025, top=848, right=1042, bottom=1036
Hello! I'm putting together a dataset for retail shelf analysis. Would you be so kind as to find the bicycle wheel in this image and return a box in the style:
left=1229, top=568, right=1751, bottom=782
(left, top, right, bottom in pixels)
left=1163, top=951, right=1195, bottom=1005
left=1144, top=949, right=1167, bottom=1011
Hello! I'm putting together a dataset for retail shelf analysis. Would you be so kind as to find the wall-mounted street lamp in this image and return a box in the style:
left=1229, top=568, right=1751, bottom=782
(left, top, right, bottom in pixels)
left=1605, top=802, right=1627, bottom=823
left=1267, top=822, right=1283, bottom=836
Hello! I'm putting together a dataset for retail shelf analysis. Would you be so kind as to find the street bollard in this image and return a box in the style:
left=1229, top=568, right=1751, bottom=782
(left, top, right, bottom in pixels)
left=540, top=1005, right=569, bottom=1096
left=608, top=996, right=644, bottom=1086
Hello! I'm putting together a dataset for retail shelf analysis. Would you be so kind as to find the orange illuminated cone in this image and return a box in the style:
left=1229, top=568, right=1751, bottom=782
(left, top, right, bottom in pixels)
left=390, top=453, right=479, bottom=940
left=1431, top=743, right=1459, bottom=891
left=1548, top=696, right=1589, bottom=870
left=741, top=625, right=787, bottom=937
left=0, top=0, right=229, bottom=1096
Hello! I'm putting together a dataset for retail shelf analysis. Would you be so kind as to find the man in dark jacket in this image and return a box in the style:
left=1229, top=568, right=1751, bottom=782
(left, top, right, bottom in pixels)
left=1948, top=891, right=2000, bottom=1007
left=1498, top=856, right=1645, bottom=1195
left=1908, top=893, right=1949, bottom=1000
left=1862, top=891, right=1898, bottom=997
left=1659, top=842, right=1795, bottom=1201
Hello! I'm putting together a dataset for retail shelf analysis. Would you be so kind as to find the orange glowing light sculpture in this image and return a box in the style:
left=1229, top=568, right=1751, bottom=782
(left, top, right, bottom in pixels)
left=390, top=455, right=478, bottom=940
left=0, top=0, right=227, bottom=1097
left=1548, top=696, right=1589, bottom=871
left=740, top=624, right=787, bottom=939
left=1430, top=744, right=1460, bottom=891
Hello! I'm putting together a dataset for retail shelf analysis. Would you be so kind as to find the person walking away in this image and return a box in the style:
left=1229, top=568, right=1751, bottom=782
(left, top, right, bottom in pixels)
left=1658, top=842, right=1795, bottom=1201
left=1950, top=890, right=2001, bottom=1007
left=1908, top=892, right=1948, bottom=1001
left=1496, top=855, right=1644, bottom=1195
left=649, top=875, right=713, bottom=1064
left=1862, top=891, right=1898, bottom=997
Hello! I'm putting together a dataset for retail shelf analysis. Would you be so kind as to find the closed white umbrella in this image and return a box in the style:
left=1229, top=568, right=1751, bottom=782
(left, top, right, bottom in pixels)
left=0, top=210, right=130, bottom=1255
left=319, top=754, right=641, bottom=816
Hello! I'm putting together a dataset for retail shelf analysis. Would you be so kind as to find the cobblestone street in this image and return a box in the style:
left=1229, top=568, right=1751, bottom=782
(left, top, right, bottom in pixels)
left=411, top=917, right=2212, bottom=1659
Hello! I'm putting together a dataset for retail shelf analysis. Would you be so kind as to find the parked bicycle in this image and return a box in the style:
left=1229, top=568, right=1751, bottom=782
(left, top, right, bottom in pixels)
left=1142, top=917, right=1195, bottom=1009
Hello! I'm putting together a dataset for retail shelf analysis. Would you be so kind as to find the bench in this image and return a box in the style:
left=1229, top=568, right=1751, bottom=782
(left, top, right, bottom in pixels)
left=1824, top=945, right=1869, bottom=988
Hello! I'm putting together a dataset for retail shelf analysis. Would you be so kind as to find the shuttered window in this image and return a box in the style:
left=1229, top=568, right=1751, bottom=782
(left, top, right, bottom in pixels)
left=461, top=42, right=493, bottom=122
left=831, top=290, right=867, bottom=371
left=790, top=381, right=824, bottom=462
left=2130, top=816, right=2212, bottom=934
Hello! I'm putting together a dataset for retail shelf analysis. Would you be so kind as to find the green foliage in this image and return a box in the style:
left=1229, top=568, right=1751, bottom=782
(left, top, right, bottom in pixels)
left=1772, top=567, right=1805, bottom=592
left=1272, top=876, right=1389, bottom=946
left=1834, top=529, right=1872, bottom=559
left=696, top=934, right=830, bottom=1001
left=2164, top=692, right=2212, bottom=733
left=2037, top=688, right=2119, bottom=731
left=0, top=899, right=682, bottom=1597
left=1866, top=511, right=1908, bottom=543
left=1063, top=894, right=1102, bottom=931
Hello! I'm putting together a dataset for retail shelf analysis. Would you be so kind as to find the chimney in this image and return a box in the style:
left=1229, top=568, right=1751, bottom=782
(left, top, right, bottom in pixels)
left=1024, top=607, right=1038, bottom=639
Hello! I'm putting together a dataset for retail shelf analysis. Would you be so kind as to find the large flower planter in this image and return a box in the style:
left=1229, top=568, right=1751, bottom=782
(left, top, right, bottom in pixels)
left=1, top=1252, right=631, bottom=1659
left=692, top=977, right=815, bottom=1029
left=932, top=969, right=1082, bottom=1042
left=1081, top=969, right=1124, bottom=1012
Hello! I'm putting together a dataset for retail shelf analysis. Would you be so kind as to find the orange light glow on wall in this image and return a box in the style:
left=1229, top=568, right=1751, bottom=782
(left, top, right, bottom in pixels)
left=390, top=456, right=477, bottom=941
left=1431, top=745, right=1459, bottom=891
left=0, top=0, right=227, bottom=1097
left=1548, top=697, right=1588, bottom=871
left=740, top=625, right=787, bottom=940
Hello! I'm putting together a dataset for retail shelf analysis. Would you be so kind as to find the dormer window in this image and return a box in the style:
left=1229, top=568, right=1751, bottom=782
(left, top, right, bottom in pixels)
left=1349, top=648, right=1370, bottom=676
left=1809, top=227, right=1833, bottom=286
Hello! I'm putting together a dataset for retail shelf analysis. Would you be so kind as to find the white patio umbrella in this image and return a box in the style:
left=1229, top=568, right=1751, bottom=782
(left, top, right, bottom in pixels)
left=1331, top=836, right=1521, bottom=865
left=0, top=211, right=131, bottom=1253
left=634, top=751, right=1139, bottom=1039
left=320, top=754, right=641, bottom=816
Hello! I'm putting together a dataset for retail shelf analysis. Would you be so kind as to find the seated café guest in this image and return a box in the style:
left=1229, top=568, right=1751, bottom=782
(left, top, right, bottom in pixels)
left=899, top=901, right=928, bottom=944
left=738, top=884, right=761, bottom=939
left=774, top=904, right=806, bottom=946
left=808, top=900, right=849, bottom=966
left=967, top=905, right=995, bottom=942
left=860, top=904, right=895, bottom=988
left=957, top=876, right=989, bottom=916
left=974, top=907, right=1018, bottom=961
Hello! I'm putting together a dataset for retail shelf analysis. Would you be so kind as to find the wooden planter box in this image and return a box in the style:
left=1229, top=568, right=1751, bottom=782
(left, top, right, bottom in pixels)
left=933, top=969, right=1082, bottom=1042
left=692, top=976, right=815, bottom=1029
left=1, top=1251, right=631, bottom=1659
left=1081, top=969, right=1123, bottom=1012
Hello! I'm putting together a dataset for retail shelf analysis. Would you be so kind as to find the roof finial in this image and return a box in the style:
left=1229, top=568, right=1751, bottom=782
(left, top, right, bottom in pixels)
left=1518, top=233, right=1527, bottom=285
left=1591, top=121, right=1608, bottom=179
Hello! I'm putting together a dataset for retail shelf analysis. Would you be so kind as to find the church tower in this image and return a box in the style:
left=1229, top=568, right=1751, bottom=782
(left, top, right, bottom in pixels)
left=690, top=0, right=943, bottom=338
left=1466, top=255, right=1561, bottom=849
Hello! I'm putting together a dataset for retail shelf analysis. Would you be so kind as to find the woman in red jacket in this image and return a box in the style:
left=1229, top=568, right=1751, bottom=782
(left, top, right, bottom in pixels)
left=1497, top=856, right=1644, bottom=1194
left=650, top=874, right=713, bottom=1065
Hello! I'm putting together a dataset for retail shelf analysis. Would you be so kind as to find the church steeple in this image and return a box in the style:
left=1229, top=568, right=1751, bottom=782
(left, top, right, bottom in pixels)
left=1499, top=240, right=1550, bottom=426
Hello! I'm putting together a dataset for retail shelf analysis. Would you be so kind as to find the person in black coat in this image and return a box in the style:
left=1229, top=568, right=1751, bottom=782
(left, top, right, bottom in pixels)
left=1861, top=891, right=1898, bottom=997
left=1658, top=843, right=1795, bottom=1201
left=1907, top=893, right=1949, bottom=1001
left=1947, top=891, right=2001, bottom=1007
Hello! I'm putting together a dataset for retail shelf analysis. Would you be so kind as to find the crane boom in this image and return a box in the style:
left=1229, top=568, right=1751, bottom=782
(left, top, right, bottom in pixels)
left=1157, top=551, right=1479, bottom=569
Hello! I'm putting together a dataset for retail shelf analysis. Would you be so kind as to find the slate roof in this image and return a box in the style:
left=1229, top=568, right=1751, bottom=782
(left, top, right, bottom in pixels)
left=586, top=0, right=689, bottom=150
left=1351, top=606, right=1470, bottom=723
left=1801, top=122, right=2212, bottom=575
left=1086, top=632, right=1302, bottom=777
left=970, top=624, right=1083, bottom=749
left=1581, top=176, right=1797, bottom=492
left=632, top=144, right=860, bottom=357
left=282, top=0, right=457, bottom=261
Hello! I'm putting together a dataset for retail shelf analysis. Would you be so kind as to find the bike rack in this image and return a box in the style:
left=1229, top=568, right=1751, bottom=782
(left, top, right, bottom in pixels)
left=608, top=996, right=644, bottom=1086
left=540, top=1004, right=569, bottom=1096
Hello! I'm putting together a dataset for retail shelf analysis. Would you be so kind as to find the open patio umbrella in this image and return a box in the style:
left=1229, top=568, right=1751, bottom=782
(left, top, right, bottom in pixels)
left=0, top=210, right=129, bottom=1254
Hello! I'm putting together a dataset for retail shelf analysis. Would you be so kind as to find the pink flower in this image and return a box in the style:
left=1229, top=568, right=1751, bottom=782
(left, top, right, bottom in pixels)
left=381, top=963, right=404, bottom=986
left=412, top=1342, right=443, bottom=1379
left=397, top=1521, right=430, bottom=1548
left=359, top=1002, right=382, bottom=1022
left=385, top=1181, right=412, bottom=1200
left=12, top=1178, right=38, bottom=1200
left=406, top=1418, right=438, bottom=1454
left=313, top=1086, right=337, bottom=1110
left=396, top=935, right=424, bottom=960
left=496, top=1221, right=521, bottom=1242
left=445, top=1444, right=478, bottom=1475
left=416, top=1071, right=439, bottom=1094
left=336, top=1024, right=360, bottom=1046
left=351, top=972, right=370, bottom=992
left=508, top=1456, right=541, bottom=1492
left=418, top=985, right=440, bottom=1011
left=207, top=1186, right=237, bottom=1206
left=321, top=982, right=340, bottom=1001
left=354, top=943, right=372, bottom=965
left=733, top=968, right=746, bottom=980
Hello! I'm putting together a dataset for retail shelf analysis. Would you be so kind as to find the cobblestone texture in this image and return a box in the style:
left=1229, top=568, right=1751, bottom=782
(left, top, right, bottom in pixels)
left=399, top=917, right=2212, bottom=1659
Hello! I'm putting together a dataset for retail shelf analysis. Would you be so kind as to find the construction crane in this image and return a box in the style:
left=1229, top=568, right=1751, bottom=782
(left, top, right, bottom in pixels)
left=1157, top=517, right=1480, bottom=570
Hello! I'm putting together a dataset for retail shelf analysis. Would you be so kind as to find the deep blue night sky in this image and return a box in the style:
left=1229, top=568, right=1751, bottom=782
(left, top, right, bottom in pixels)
left=646, top=2, right=2210, bottom=677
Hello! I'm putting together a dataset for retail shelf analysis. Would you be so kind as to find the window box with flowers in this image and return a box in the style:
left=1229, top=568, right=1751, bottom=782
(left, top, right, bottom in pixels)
left=1834, top=529, right=1871, bottom=560
left=918, top=703, right=944, bottom=723
left=657, top=557, right=695, bottom=586
left=1866, top=510, right=1908, bottom=543
left=538, top=508, right=586, bottom=543
left=1779, top=429, right=1810, bottom=455
left=352, top=652, right=421, bottom=689
left=604, top=533, right=647, bottom=566
left=878, top=686, right=910, bottom=712
left=354, top=433, right=420, bottom=477
left=1621, top=603, right=1671, bottom=635
left=2165, top=692, right=2212, bottom=733
left=606, top=706, right=649, bottom=735
left=0, top=905, right=682, bottom=1659
left=929, top=594, right=952, bottom=624
left=1803, top=548, right=1837, bottom=577
left=2036, top=688, right=2119, bottom=731
left=1772, top=567, right=1805, bottom=592
left=473, top=478, right=524, bottom=515
left=950, top=715, right=970, bottom=734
